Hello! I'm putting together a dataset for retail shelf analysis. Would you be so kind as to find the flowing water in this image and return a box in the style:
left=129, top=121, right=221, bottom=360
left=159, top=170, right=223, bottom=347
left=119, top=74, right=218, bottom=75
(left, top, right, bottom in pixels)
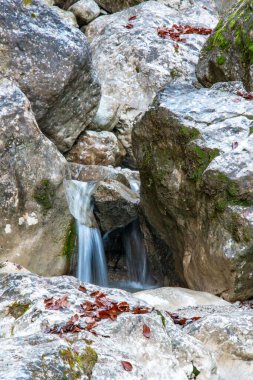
left=64, top=180, right=108, bottom=286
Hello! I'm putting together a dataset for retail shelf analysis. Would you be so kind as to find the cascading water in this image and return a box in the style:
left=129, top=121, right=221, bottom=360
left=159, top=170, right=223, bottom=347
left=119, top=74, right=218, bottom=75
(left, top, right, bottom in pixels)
left=64, top=180, right=108, bottom=286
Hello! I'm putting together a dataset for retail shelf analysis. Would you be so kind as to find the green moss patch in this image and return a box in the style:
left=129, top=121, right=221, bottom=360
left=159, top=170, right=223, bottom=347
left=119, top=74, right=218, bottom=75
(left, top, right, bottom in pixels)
left=63, top=219, right=76, bottom=262
left=33, top=179, right=56, bottom=210
left=8, top=301, right=30, bottom=319
left=60, top=346, right=98, bottom=379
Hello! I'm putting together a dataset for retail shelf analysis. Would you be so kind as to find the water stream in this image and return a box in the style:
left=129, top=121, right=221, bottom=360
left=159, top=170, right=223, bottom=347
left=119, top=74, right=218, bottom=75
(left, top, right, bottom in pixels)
left=64, top=180, right=108, bottom=286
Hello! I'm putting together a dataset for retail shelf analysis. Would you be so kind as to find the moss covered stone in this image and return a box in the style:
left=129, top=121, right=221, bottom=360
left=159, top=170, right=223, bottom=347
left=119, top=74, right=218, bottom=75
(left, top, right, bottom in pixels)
left=8, top=301, right=30, bottom=319
left=60, top=346, right=98, bottom=378
left=33, top=179, right=56, bottom=210
left=63, top=219, right=76, bottom=261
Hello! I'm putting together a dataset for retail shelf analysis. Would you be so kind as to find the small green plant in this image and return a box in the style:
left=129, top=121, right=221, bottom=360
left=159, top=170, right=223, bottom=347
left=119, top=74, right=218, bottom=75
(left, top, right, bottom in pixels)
left=216, top=55, right=226, bottom=65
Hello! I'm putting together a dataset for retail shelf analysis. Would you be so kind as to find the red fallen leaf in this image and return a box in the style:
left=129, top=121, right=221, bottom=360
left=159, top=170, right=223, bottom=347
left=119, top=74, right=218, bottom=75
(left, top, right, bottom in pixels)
left=117, top=301, right=130, bottom=312
left=132, top=306, right=153, bottom=314
left=128, top=15, right=137, bottom=21
left=95, top=296, right=112, bottom=308
left=44, top=293, right=70, bottom=310
left=90, top=290, right=106, bottom=298
left=121, top=361, right=133, bottom=371
left=202, top=6, right=208, bottom=10
left=236, top=90, right=253, bottom=100
left=124, top=23, right=134, bottom=29
left=78, top=285, right=87, bottom=293
left=68, top=314, right=79, bottom=324
left=232, top=141, right=239, bottom=150
left=96, top=310, right=111, bottom=319
left=81, top=310, right=96, bottom=317
left=143, top=324, right=151, bottom=338
left=81, top=300, right=96, bottom=311
left=191, top=317, right=201, bottom=321
left=86, top=321, right=98, bottom=331
left=178, top=318, right=188, bottom=325
left=157, top=24, right=212, bottom=42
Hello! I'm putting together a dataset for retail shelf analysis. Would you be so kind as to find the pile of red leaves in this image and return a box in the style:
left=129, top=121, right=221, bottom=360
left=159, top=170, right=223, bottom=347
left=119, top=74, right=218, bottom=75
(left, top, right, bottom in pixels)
left=166, top=311, right=201, bottom=326
left=45, top=287, right=152, bottom=337
left=157, top=24, right=212, bottom=42
left=44, top=293, right=70, bottom=310
left=236, top=91, right=253, bottom=100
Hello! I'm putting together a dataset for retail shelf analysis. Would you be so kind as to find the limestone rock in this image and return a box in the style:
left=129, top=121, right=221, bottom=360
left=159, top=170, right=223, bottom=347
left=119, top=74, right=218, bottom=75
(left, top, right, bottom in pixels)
left=70, top=163, right=140, bottom=188
left=93, top=180, right=139, bottom=231
left=66, top=130, right=126, bottom=166
left=184, top=309, right=253, bottom=380
left=0, top=0, right=100, bottom=152
left=0, top=79, right=72, bottom=276
left=134, top=287, right=230, bottom=312
left=0, top=261, right=31, bottom=274
left=69, top=0, right=100, bottom=25
left=197, top=0, right=253, bottom=92
left=86, top=0, right=218, bottom=167
left=52, top=5, right=79, bottom=27
left=132, top=81, right=253, bottom=301
left=0, top=272, right=218, bottom=379
left=94, top=0, right=145, bottom=13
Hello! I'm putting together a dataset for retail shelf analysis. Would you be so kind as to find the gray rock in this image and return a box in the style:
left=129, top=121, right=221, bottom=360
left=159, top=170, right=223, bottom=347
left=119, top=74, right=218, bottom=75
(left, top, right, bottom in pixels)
left=95, top=0, right=145, bottom=13
left=69, top=0, right=100, bottom=25
left=132, top=81, right=253, bottom=301
left=93, top=179, right=140, bottom=231
left=86, top=0, right=218, bottom=167
left=70, top=163, right=140, bottom=188
left=184, top=310, right=253, bottom=380
left=0, top=79, right=72, bottom=276
left=197, top=0, right=253, bottom=91
left=0, top=0, right=100, bottom=151
left=134, top=287, right=230, bottom=312
left=0, top=271, right=218, bottom=379
left=52, top=5, right=79, bottom=27
left=66, top=130, right=126, bottom=166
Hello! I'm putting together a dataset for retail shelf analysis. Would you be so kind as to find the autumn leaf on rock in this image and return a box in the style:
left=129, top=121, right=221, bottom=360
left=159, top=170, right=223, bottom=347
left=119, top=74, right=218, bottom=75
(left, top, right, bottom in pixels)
left=143, top=324, right=151, bottom=338
left=44, top=293, right=70, bottom=310
left=129, top=15, right=137, bottom=21
left=117, top=301, right=130, bottom=312
left=124, top=23, right=134, bottom=29
left=78, top=285, right=87, bottom=293
left=133, top=306, right=153, bottom=314
left=121, top=361, right=133, bottom=371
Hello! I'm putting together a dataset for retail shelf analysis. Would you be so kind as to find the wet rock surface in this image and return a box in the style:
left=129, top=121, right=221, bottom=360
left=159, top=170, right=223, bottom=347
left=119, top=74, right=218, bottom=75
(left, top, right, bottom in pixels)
left=133, top=81, right=253, bottom=301
left=93, top=179, right=139, bottom=231
left=0, top=0, right=100, bottom=152
left=0, top=79, right=71, bottom=276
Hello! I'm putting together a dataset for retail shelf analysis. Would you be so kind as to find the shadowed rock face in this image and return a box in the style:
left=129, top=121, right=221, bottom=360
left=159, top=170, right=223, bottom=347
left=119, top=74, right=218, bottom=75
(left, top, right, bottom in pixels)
left=197, top=0, right=253, bottom=92
left=0, top=0, right=100, bottom=152
left=95, top=0, right=145, bottom=13
left=0, top=79, right=72, bottom=276
left=133, top=82, right=253, bottom=301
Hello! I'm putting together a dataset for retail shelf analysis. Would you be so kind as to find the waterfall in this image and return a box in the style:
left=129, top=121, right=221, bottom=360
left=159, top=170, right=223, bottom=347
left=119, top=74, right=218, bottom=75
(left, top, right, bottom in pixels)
left=64, top=180, right=108, bottom=286
left=123, top=220, right=151, bottom=286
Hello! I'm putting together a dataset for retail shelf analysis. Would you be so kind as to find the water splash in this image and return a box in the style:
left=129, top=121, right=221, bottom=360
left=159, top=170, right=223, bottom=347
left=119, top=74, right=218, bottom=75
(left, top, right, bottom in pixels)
left=64, top=180, right=108, bottom=286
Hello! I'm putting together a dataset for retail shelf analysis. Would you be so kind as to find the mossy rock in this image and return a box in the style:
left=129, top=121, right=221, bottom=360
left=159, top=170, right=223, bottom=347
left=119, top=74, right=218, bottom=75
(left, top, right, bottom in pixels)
left=33, top=179, right=56, bottom=210
left=60, top=346, right=98, bottom=378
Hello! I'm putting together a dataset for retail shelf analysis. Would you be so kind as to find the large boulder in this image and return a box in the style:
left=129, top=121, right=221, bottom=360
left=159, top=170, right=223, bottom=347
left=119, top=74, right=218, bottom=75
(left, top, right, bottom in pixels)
left=132, top=81, right=253, bottom=301
left=0, top=0, right=100, bottom=151
left=184, top=307, right=253, bottom=380
left=197, top=0, right=253, bottom=92
left=134, top=287, right=230, bottom=312
left=0, top=271, right=219, bottom=379
left=86, top=0, right=218, bottom=166
left=93, top=179, right=139, bottom=231
left=66, top=130, right=125, bottom=166
left=0, top=79, right=73, bottom=276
